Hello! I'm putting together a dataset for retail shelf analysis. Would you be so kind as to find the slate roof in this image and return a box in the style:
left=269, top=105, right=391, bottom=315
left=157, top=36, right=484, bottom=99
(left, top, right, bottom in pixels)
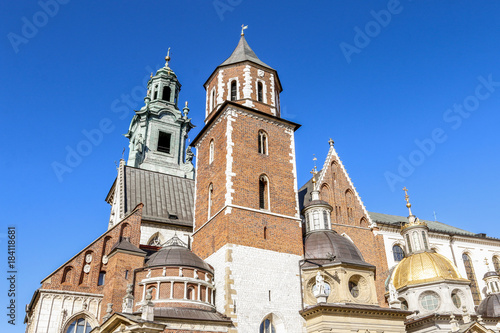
left=369, top=211, right=478, bottom=236
left=220, top=35, right=273, bottom=70
left=146, top=244, right=213, bottom=273
left=134, top=307, right=232, bottom=323
left=124, top=166, right=194, bottom=227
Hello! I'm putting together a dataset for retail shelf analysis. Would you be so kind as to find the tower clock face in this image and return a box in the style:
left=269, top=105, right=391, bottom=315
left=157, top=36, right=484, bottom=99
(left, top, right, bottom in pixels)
left=313, top=283, right=331, bottom=296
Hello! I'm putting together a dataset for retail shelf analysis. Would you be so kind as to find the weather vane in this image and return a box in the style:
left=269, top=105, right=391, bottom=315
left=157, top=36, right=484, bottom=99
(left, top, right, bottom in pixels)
left=241, top=24, right=248, bottom=36
left=310, top=154, right=318, bottom=185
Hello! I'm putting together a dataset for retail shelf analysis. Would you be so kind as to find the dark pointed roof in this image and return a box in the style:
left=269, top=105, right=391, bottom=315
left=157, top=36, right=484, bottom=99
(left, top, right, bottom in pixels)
left=109, top=237, right=146, bottom=256
left=219, top=35, right=273, bottom=70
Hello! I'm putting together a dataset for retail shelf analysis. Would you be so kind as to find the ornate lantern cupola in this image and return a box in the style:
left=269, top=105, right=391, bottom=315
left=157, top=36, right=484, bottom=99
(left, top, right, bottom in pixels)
left=477, top=259, right=500, bottom=317
left=400, top=187, right=431, bottom=255
left=302, top=165, right=333, bottom=233
left=125, top=49, right=195, bottom=178
left=147, top=48, right=181, bottom=108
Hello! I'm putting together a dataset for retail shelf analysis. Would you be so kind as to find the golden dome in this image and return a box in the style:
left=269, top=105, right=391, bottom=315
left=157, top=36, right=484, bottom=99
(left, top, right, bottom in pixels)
left=391, top=252, right=468, bottom=290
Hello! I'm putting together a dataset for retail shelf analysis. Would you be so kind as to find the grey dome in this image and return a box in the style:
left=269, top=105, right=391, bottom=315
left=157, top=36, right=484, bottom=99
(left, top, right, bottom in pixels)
left=484, top=271, right=499, bottom=279
left=304, top=230, right=373, bottom=268
left=477, top=294, right=500, bottom=318
left=146, top=245, right=213, bottom=273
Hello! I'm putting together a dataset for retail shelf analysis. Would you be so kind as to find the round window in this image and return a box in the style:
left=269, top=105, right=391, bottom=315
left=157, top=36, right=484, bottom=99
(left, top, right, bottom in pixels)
left=451, top=291, right=461, bottom=308
left=349, top=281, right=359, bottom=298
left=420, top=292, right=440, bottom=311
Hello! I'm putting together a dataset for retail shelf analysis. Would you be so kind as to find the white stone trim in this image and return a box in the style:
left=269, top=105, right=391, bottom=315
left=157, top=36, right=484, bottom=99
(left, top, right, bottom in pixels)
left=286, top=128, right=300, bottom=219
left=224, top=112, right=237, bottom=213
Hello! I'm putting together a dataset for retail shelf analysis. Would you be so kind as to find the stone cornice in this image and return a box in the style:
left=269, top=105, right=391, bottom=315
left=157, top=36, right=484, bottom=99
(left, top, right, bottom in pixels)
left=300, top=303, right=412, bottom=319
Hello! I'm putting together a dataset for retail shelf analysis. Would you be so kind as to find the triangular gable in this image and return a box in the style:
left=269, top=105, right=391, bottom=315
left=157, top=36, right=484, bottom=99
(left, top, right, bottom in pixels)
left=313, top=141, right=376, bottom=229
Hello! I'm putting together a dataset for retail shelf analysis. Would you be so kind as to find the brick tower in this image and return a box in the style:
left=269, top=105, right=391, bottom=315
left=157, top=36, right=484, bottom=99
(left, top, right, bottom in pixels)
left=191, top=30, right=305, bottom=332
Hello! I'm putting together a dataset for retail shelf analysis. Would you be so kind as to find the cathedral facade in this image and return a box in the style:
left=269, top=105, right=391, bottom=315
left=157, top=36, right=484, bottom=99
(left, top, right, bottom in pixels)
left=25, top=32, right=500, bottom=333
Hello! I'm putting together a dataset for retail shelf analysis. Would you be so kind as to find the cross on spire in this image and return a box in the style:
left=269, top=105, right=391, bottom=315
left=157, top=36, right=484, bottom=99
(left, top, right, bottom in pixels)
left=403, top=187, right=413, bottom=216
left=241, top=24, right=248, bottom=36
left=165, top=47, right=171, bottom=67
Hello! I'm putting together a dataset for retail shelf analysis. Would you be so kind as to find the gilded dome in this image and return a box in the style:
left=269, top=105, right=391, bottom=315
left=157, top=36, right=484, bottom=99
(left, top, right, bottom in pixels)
left=391, top=252, right=468, bottom=290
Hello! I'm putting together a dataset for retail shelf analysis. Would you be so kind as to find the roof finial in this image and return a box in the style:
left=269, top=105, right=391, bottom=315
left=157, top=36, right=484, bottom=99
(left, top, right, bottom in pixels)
left=328, top=138, right=334, bottom=147
left=241, top=24, right=248, bottom=36
left=403, top=187, right=413, bottom=216
left=165, top=47, right=171, bottom=67
left=310, top=154, right=318, bottom=187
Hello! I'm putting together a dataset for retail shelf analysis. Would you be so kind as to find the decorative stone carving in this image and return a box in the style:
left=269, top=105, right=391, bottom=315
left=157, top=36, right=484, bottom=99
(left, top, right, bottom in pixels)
left=194, top=269, right=198, bottom=279
left=102, top=255, right=108, bottom=265
left=83, top=264, right=91, bottom=274
left=258, top=69, right=264, bottom=77
left=162, top=267, right=166, bottom=277
left=315, top=272, right=328, bottom=303
left=122, top=284, right=134, bottom=314
left=179, top=267, right=183, bottom=277
left=146, top=269, right=152, bottom=278
left=85, top=254, right=92, bottom=263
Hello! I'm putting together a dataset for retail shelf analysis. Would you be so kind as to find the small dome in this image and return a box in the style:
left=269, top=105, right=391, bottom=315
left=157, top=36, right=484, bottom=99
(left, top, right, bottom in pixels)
left=391, top=252, right=468, bottom=290
left=477, top=294, right=500, bottom=318
left=484, top=271, right=500, bottom=279
left=146, top=245, right=213, bottom=273
left=304, top=230, right=371, bottom=267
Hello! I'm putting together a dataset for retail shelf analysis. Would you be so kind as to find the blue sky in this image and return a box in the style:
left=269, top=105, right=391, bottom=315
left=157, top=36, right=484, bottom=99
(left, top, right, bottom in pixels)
left=2, top=0, right=500, bottom=331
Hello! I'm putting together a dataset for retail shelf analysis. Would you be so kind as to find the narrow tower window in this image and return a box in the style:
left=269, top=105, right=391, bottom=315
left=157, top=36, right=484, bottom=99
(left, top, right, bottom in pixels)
left=157, top=131, right=171, bottom=154
left=323, top=210, right=329, bottom=229
left=230, top=81, right=237, bottom=101
left=462, top=253, right=481, bottom=305
left=405, top=234, right=412, bottom=253
left=162, top=86, right=171, bottom=102
left=263, top=226, right=267, bottom=240
left=259, top=175, right=269, bottom=210
left=257, top=82, right=263, bottom=102
left=98, top=271, right=106, bottom=286
left=313, top=211, right=320, bottom=229
left=209, top=139, right=214, bottom=164
left=258, top=130, right=268, bottom=155
left=421, top=231, right=429, bottom=250
left=208, top=183, right=213, bottom=219
left=211, top=89, right=216, bottom=111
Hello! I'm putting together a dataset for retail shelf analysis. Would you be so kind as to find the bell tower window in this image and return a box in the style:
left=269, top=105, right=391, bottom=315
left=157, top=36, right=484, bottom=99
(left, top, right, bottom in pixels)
left=162, top=86, right=171, bottom=102
left=230, top=81, right=237, bottom=101
left=209, top=139, right=215, bottom=164
left=153, top=85, right=158, bottom=100
left=257, top=82, right=263, bottom=102
left=157, top=131, right=172, bottom=154
left=258, top=130, right=268, bottom=155
left=208, top=183, right=213, bottom=219
left=259, top=175, right=269, bottom=210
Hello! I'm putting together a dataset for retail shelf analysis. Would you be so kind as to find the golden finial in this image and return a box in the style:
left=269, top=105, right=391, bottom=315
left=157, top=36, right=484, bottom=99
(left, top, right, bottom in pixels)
left=241, top=24, right=248, bottom=36
left=185, top=101, right=188, bottom=107
left=150, top=72, right=153, bottom=79
left=403, top=187, right=413, bottom=216
left=310, top=154, right=318, bottom=185
left=165, top=47, right=171, bottom=67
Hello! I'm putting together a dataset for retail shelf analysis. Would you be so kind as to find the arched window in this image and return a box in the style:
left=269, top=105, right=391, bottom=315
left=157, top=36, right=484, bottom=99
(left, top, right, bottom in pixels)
left=208, top=183, right=214, bottom=218
left=209, top=139, right=215, bottom=164
left=493, top=256, right=500, bottom=274
left=257, top=82, right=263, bottom=102
left=65, top=317, right=92, bottom=333
left=405, top=234, right=412, bottom=253
left=148, top=233, right=162, bottom=246
left=421, top=231, right=429, bottom=250
left=230, top=81, right=237, bottom=101
left=98, top=271, right=106, bottom=286
left=412, top=232, right=421, bottom=251
left=61, top=266, right=73, bottom=284
left=162, top=86, right=171, bottom=101
left=259, top=175, right=269, bottom=210
left=211, top=89, right=216, bottom=111
left=258, top=130, right=268, bottom=155
left=153, top=85, right=158, bottom=100
left=313, top=211, right=320, bottom=229
left=320, top=184, right=331, bottom=204
left=345, top=190, right=354, bottom=223
left=259, top=317, right=276, bottom=333
left=392, top=245, right=405, bottom=262
left=263, top=226, right=267, bottom=240
left=462, top=253, right=481, bottom=305
left=323, top=210, right=329, bottom=229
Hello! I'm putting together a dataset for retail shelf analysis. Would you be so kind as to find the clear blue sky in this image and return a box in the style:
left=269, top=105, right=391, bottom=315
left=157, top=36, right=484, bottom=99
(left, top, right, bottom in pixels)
left=2, top=1, right=500, bottom=331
